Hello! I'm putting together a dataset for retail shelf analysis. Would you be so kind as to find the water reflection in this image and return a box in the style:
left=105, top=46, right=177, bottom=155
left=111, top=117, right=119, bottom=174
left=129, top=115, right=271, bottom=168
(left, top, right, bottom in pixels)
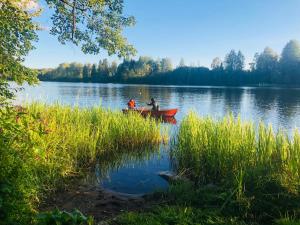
left=16, top=82, right=300, bottom=133
left=15, top=82, right=300, bottom=193
left=96, top=145, right=170, bottom=194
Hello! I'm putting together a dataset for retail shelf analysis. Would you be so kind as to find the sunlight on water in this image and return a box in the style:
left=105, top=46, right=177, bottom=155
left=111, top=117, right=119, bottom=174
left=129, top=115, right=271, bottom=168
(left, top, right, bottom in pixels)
left=15, top=82, right=300, bottom=193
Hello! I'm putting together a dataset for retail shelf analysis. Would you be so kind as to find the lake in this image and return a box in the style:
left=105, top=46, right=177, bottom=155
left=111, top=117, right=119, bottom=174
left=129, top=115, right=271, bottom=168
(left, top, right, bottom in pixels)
left=16, top=82, right=300, bottom=194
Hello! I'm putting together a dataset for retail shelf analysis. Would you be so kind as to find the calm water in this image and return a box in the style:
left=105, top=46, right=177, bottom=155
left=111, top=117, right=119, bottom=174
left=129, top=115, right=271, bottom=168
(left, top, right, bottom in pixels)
left=16, top=82, right=300, bottom=194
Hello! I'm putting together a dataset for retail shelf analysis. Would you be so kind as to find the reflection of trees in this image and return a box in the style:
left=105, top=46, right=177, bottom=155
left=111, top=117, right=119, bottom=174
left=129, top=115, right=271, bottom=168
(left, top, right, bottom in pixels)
left=56, top=84, right=300, bottom=132
left=198, top=87, right=244, bottom=115
left=250, top=88, right=277, bottom=113
left=173, top=87, right=212, bottom=112
left=251, top=88, right=300, bottom=125
left=57, top=84, right=121, bottom=107
left=222, top=88, right=244, bottom=114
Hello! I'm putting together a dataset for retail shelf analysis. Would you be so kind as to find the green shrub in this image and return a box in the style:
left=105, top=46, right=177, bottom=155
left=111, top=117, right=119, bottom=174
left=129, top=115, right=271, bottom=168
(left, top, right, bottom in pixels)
left=0, top=105, right=44, bottom=224
left=37, top=209, right=94, bottom=225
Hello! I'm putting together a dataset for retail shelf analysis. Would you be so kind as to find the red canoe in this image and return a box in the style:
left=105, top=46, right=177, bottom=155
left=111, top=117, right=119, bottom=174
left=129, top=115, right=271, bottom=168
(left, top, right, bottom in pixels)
left=122, top=108, right=178, bottom=117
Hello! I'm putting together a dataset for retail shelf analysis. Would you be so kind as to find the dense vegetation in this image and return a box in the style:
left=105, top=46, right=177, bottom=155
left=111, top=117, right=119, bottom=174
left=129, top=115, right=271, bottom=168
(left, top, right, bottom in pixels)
left=3, top=104, right=300, bottom=224
left=3, top=1, right=300, bottom=224
left=39, top=40, right=300, bottom=86
left=113, top=114, right=300, bottom=225
left=1, top=1, right=137, bottom=222
left=0, top=104, right=165, bottom=224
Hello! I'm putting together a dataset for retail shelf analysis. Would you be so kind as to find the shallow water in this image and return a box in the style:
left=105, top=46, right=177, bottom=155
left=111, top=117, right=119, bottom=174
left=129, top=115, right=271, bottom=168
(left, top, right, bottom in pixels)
left=15, top=82, right=300, bottom=194
left=95, top=147, right=170, bottom=194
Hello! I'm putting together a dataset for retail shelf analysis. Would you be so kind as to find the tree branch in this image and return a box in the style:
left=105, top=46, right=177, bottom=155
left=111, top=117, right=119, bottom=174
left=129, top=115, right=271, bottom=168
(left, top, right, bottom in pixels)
left=72, top=0, right=76, bottom=40
left=58, top=0, right=86, bottom=12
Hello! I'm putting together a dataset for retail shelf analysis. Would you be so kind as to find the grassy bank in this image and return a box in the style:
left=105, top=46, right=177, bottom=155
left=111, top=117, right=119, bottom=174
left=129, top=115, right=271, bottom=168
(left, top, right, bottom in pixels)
left=3, top=106, right=300, bottom=224
left=27, top=103, right=167, bottom=183
left=174, top=113, right=300, bottom=189
left=114, top=113, right=300, bottom=225
left=0, top=103, right=166, bottom=224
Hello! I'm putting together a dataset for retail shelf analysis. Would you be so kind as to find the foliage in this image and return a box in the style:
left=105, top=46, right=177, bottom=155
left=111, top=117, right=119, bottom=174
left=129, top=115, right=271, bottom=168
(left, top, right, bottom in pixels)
left=280, top=40, right=300, bottom=68
left=39, top=57, right=173, bottom=82
left=0, top=0, right=39, bottom=84
left=224, top=50, right=245, bottom=72
left=172, top=113, right=300, bottom=224
left=37, top=209, right=94, bottom=225
left=46, top=0, right=136, bottom=57
left=279, top=40, right=300, bottom=83
left=0, top=105, right=44, bottom=224
left=211, top=57, right=223, bottom=70
left=25, top=103, right=165, bottom=188
left=116, top=179, right=300, bottom=225
left=1, top=0, right=135, bottom=103
left=38, top=39, right=300, bottom=86
left=115, top=206, right=248, bottom=225
left=0, top=0, right=39, bottom=102
left=276, top=218, right=300, bottom=225
left=254, top=47, right=279, bottom=73
left=0, top=103, right=165, bottom=224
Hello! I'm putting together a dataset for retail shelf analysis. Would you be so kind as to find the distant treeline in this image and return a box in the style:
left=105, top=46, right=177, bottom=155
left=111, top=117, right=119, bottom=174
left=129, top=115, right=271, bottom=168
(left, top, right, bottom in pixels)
left=38, top=40, right=300, bottom=86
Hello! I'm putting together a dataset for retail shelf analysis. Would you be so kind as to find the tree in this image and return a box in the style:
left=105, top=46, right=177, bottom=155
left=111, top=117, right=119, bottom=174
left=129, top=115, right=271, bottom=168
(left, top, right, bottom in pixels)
left=68, top=62, right=83, bottom=79
left=255, top=47, right=279, bottom=73
left=161, top=58, right=173, bottom=72
left=135, top=56, right=153, bottom=76
left=224, top=50, right=244, bottom=72
left=1, top=0, right=136, bottom=101
left=97, top=59, right=110, bottom=79
left=178, top=58, right=185, bottom=67
left=91, top=64, right=98, bottom=81
left=236, top=51, right=245, bottom=71
left=224, top=50, right=236, bottom=71
left=82, top=64, right=90, bottom=81
left=46, top=0, right=136, bottom=57
left=151, top=59, right=162, bottom=74
left=115, top=59, right=133, bottom=80
left=211, top=57, right=222, bottom=70
left=109, top=61, right=118, bottom=77
left=0, top=0, right=39, bottom=101
left=280, top=40, right=300, bottom=73
left=250, top=53, right=259, bottom=71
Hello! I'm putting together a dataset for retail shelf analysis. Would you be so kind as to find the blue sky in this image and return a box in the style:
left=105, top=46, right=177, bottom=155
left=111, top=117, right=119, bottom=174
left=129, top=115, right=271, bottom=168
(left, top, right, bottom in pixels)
left=24, top=0, right=300, bottom=69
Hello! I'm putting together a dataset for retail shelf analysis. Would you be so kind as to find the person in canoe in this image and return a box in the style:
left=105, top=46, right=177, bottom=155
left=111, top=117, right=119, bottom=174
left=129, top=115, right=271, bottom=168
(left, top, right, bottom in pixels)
left=127, top=99, right=136, bottom=109
left=147, top=98, right=159, bottom=111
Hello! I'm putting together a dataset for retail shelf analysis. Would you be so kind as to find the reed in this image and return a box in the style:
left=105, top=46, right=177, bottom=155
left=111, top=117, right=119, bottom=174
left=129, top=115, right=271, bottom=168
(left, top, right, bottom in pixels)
left=25, top=103, right=167, bottom=190
left=1, top=103, right=167, bottom=224
left=174, top=112, right=300, bottom=192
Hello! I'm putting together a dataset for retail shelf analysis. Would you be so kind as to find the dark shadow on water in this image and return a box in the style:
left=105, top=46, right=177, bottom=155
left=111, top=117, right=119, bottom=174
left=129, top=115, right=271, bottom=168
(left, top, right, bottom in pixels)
left=95, top=145, right=171, bottom=195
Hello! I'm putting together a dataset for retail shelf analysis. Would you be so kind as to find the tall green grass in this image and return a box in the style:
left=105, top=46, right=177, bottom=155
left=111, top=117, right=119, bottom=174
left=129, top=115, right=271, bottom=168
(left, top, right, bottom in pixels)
left=26, top=103, right=167, bottom=190
left=0, top=103, right=166, bottom=224
left=174, top=112, right=300, bottom=190
left=173, top=113, right=300, bottom=223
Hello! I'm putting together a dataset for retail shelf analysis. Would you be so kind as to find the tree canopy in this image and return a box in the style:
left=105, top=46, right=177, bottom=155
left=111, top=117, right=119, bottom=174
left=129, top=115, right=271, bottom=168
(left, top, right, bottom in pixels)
left=224, top=50, right=245, bottom=72
left=255, top=47, right=278, bottom=73
left=280, top=40, right=300, bottom=73
left=0, top=0, right=136, bottom=101
left=38, top=40, right=300, bottom=86
left=46, top=0, right=136, bottom=57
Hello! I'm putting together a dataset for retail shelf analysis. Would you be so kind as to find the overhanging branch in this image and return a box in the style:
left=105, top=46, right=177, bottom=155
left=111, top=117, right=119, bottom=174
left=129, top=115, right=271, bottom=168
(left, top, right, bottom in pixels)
left=58, top=0, right=86, bottom=12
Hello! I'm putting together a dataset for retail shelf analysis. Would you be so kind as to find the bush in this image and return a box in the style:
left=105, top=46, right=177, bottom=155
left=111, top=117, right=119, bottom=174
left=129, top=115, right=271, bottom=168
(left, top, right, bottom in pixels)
left=0, top=105, right=44, bottom=224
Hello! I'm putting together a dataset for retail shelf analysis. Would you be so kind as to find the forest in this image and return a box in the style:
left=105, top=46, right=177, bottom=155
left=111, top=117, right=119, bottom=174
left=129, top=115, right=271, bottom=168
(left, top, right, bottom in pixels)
left=38, top=40, right=300, bottom=86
